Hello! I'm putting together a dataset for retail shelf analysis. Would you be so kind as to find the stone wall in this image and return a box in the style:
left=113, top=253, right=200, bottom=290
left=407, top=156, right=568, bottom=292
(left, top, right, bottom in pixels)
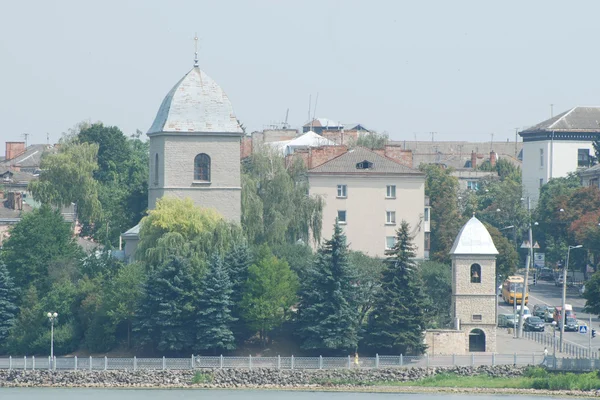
left=425, top=330, right=466, bottom=355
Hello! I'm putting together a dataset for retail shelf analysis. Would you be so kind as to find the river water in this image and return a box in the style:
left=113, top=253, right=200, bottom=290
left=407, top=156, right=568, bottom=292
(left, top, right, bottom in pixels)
left=0, top=388, right=574, bottom=400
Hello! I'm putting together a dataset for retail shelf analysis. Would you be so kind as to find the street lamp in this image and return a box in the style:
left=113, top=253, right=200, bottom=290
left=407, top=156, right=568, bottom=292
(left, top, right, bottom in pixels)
left=517, top=197, right=536, bottom=338
left=560, top=245, right=583, bottom=352
left=47, top=312, right=58, bottom=368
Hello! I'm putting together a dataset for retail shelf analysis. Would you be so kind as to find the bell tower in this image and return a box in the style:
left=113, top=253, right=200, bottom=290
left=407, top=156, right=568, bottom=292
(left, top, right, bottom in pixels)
left=450, top=216, right=499, bottom=352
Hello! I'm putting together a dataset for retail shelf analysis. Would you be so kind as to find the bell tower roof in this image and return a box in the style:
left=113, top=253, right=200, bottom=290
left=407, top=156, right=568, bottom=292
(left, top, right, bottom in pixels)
left=147, top=67, right=243, bottom=135
left=450, top=216, right=499, bottom=256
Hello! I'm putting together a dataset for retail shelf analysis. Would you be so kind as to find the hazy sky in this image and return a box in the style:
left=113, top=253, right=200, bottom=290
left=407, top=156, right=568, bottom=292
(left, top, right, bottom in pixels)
left=2, top=0, right=599, bottom=153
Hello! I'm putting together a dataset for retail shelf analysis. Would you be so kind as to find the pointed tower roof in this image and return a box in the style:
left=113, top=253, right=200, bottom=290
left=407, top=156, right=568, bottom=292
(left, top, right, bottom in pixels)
left=450, top=216, right=499, bottom=256
left=147, top=67, right=242, bottom=135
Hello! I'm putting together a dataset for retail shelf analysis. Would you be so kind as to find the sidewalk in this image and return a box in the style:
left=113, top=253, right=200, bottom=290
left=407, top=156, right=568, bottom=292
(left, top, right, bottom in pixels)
left=496, top=327, right=566, bottom=356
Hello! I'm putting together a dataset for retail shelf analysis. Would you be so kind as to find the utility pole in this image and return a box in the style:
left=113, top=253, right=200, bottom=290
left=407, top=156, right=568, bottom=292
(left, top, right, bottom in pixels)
left=514, top=128, right=519, bottom=158
left=550, top=103, right=554, bottom=118
left=517, top=197, right=534, bottom=338
left=22, top=133, right=29, bottom=148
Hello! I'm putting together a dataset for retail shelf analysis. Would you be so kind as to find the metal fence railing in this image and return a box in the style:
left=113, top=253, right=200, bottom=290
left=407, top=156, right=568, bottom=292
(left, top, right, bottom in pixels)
left=543, top=356, right=600, bottom=371
left=523, top=330, right=599, bottom=359
left=0, top=353, right=549, bottom=371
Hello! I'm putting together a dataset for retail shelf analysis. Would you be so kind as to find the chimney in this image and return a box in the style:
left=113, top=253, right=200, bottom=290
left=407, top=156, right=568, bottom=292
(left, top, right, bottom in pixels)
left=6, top=142, right=26, bottom=161
left=471, top=151, right=477, bottom=170
left=490, top=151, right=497, bottom=167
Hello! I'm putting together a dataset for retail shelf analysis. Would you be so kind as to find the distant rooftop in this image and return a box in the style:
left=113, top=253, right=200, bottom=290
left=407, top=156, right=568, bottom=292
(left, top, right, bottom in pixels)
left=520, top=107, right=600, bottom=140
left=309, top=146, right=423, bottom=175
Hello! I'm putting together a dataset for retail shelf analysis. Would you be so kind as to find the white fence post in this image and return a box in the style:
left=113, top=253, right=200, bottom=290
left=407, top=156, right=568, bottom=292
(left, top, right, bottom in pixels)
left=104, top=356, right=107, bottom=370
left=514, top=353, right=517, bottom=365
left=400, top=354, right=403, bottom=367
left=23, top=356, right=26, bottom=371
left=291, top=355, right=294, bottom=370
left=32, top=356, right=35, bottom=371
left=452, top=354, right=456, bottom=366
left=163, top=356, right=166, bottom=370
left=347, top=355, right=351, bottom=369
left=89, top=356, right=92, bottom=371
left=53, top=356, right=56, bottom=371
left=74, top=356, right=77, bottom=371
left=191, top=354, right=195, bottom=369
left=532, top=353, right=535, bottom=364
left=249, top=355, right=252, bottom=370
left=492, top=353, right=495, bottom=366
left=319, top=355, right=323, bottom=369
left=48, top=356, right=51, bottom=371
left=133, top=356, right=137, bottom=371
left=8, top=356, right=11, bottom=370
left=277, top=355, right=280, bottom=370
left=220, top=354, right=224, bottom=369
left=471, top=354, right=474, bottom=366
left=375, top=354, right=379, bottom=368
left=426, top=354, right=429, bottom=367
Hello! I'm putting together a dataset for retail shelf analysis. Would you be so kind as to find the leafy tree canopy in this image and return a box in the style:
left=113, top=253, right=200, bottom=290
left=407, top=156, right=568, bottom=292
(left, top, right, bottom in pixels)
left=418, top=261, right=452, bottom=329
left=0, top=263, right=18, bottom=347
left=353, top=131, right=389, bottom=150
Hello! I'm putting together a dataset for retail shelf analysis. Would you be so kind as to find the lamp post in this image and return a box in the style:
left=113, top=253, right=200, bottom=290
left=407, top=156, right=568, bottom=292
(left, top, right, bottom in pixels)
left=517, top=197, right=537, bottom=338
left=560, top=245, right=583, bottom=352
left=47, top=312, right=58, bottom=367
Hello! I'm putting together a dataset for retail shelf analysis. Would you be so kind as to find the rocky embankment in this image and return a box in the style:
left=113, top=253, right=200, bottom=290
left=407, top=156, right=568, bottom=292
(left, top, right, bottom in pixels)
left=0, top=365, right=524, bottom=388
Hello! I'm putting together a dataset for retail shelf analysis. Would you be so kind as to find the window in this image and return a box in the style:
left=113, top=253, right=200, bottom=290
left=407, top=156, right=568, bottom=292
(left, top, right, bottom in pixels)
left=153, top=153, right=159, bottom=185
left=385, top=236, right=396, bottom=250
left=466, top=180, right=479, bottom=190
left=470, top=263, right=481, bottom=283
left=356, top=160, right=373, bottom=169
left=194, top=153, right=211, bottom=181
left=424, top=232, right=431, bottom=251
left=386, top=185, right=396, bottom=198
left=424, top=208, right=430, bottom=222
left=337, top=210, right=347, bottom=224
left=539, top=148, right=544, bottom=167
left=472, top=314, right=482, bottom=322
left=337, top=184, right=347, bottom=198
left=386, top=211, right=396, bottom=224
left=578, top=149, right=591, bottom=167
left=539, top=178, right=544, bottom=188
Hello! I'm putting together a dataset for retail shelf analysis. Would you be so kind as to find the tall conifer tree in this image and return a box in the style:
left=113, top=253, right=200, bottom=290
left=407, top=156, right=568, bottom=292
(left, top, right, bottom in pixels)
left=134, top=256, right=197, bottom=353
left=0, top=263, right=18, bottom=345
left=297, top=221, right=359, bottom=352
left=366, top=221, right=429, bottom=355
left=194, top=255, right=236, bottom=353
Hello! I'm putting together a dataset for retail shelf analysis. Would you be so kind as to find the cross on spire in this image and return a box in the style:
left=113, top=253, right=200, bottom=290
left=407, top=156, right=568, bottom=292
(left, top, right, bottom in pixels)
left=194, top=33, right=199, bottom=67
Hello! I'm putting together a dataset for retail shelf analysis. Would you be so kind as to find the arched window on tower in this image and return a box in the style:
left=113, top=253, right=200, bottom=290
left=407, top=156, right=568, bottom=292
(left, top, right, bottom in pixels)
left=154, top=153, right=159, bottom=186
left=194, top=153, right=211, bottom=181
left=471, top=263, right=481, bottom=283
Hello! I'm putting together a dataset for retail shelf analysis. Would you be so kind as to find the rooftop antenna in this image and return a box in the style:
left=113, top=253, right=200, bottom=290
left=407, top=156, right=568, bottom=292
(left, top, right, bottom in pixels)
left=490, top=132, right=494, bottom=152
left=47, top=132, right=50, bottom=145
left=193, top=33, right=199, bottom=67
left=283, top=108, right=289, bottom=129
left=308, top=94, right=312, bottom=131
left=550, top=103, right=554, bottom=118
left=430, top=131, right=436, bottom=142
left=22, top=133, right=29, bottom=148
left=312, top=92, right=319, bottom=122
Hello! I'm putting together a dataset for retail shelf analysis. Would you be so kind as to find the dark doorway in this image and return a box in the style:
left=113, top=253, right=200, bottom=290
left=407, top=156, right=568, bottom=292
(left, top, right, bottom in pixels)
left=469, top=329, right=486, bottom=352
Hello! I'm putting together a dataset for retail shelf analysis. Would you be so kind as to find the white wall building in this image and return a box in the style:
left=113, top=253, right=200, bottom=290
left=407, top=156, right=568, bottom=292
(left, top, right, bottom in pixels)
left=308, top=147, right=430, bottom=259
left=519, top=107, right=600, bottom=205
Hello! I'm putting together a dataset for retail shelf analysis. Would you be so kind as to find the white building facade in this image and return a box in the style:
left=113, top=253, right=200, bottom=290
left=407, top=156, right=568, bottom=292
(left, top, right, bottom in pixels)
left=519, top=107, right=600, bottom=205
left=308, top=147, right=430, bottom=259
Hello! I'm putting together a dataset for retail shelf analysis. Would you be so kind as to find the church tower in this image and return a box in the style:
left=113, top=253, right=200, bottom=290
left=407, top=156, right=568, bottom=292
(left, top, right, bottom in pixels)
left=146, top=56, right=243, bottom=222
left=450, top=216, right=499, bottom=352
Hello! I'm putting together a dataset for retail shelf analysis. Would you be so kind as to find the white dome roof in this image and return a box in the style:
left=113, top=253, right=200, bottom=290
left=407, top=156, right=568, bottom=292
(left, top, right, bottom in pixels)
left=148, top=67, right=243, bottom=135
left=450, top=216, right=499, bottom=256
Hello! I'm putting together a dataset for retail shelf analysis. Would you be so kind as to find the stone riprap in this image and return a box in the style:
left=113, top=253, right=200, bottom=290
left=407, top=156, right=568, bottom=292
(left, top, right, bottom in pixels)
left=0, top=365, right=526, bottom=388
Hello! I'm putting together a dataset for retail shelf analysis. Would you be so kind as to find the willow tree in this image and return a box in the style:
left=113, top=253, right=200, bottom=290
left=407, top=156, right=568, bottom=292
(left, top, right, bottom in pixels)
left=137, top=197, right=244, bottom=268
left=242, top=147, right=323, bottom=246
left=29, top=141, right=101, bottom=225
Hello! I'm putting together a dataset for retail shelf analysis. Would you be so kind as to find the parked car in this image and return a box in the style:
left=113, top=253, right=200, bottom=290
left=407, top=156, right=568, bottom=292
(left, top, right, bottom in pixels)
left=533, top=304, right=548, bottom=318
left=515, top=305, right=531, bottom=320
left=498, top=313, right=520, bottom=328
left=524, top=316, right=546, bottom=332
left=559, top=317, right=579, bottom=332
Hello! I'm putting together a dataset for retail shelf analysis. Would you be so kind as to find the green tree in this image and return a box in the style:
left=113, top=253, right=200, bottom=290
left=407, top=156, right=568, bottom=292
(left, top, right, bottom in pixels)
left=297, top=221, right=359, bottom=353
left=366, top=221, right=429, bottom=355
left=584, top=271, right=600, bottom=317
left=242, top=147, right=323, bottom=246
left=486, top=224, right=520, bottom=280
left=134, top=256, right=199, bottom=353
left=353, top=132, right=388, bottom=150
left=0, top=263, right=18, bottom=347
left=271, top=242, right=315, bottom=281
left=1, top=206, right=82, bottom=291
left=195, top=255, right=236, bottom=353
left=223, top=243, right=252, bottom=341
left=348, top=251, right=384, bottom=328
left=241, top=246, right=298, bottom=347
left=418, top=261, right=452, bottom=329
left=104, top=262, right=145, bottom=349
left=419, top=164, right=462, bottom=263
left=29, top=142, right=101, bottom=224
left=137, top=197, right=243, bottom=266
left=78, top=123, right=131, bottom=183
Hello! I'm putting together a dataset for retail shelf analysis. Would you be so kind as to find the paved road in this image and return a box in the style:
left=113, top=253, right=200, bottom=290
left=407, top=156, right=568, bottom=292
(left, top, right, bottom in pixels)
left=497, top=279, right=598, bottom=351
